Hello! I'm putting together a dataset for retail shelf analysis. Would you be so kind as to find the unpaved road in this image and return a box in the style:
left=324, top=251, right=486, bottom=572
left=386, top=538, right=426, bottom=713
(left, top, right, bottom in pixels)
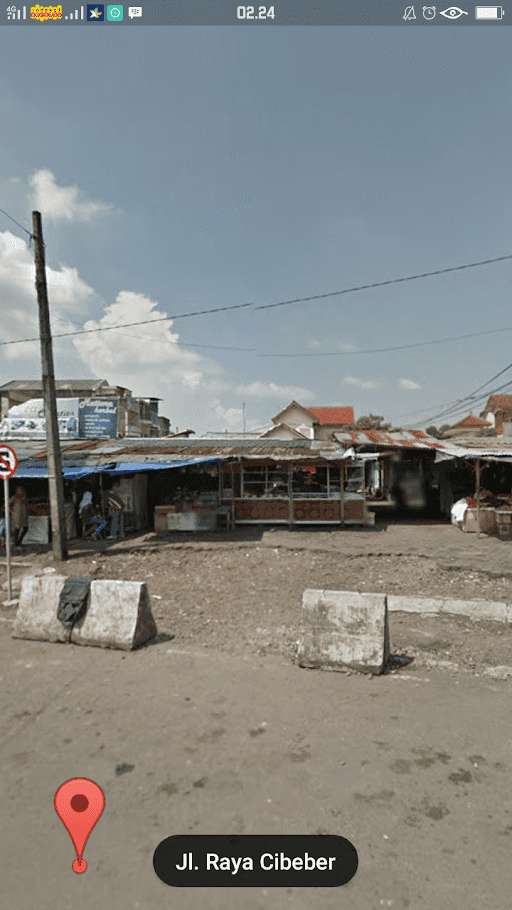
left=1, top=522, right=512, bottom=909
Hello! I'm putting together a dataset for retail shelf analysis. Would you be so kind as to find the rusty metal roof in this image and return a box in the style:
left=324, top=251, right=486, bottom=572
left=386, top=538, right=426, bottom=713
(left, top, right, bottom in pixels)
left=10, top=436, right=347, bottom=469
left=0, top=379, right=109, bottom=392
left=334, top=430, right=443, bottom=450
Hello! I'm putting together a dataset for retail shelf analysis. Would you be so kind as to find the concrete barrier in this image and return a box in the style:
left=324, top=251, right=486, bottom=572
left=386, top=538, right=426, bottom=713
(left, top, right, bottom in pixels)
left=12, top=576, right=158, bottom=650
left=388, top=595, right=508, bottom=623
left=298, top=590, right=389, bottom=673
left=11, top=575, right=71, bottom=643
left=387, top=596, right=440, bottom=615
left=71, top=580, right=157, bottom=650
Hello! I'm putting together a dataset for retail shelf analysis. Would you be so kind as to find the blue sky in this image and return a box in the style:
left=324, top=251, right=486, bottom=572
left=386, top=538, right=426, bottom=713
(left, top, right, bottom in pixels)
left=0, top=26, right=511, bottom=434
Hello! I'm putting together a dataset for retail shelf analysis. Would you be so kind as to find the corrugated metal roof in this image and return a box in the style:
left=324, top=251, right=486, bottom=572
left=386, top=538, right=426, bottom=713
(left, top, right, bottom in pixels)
left=433, top=440, right=512, bottom=457
left=0, top=379, right=108, bottom=391
left=334, top=430, right=443, bottom=450
left=10, top=436, right=347, bottom=471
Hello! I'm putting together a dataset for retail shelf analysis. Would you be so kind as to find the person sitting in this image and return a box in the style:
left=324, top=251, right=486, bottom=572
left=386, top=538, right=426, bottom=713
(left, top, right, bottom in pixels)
left=78, top=491, right=95, bottom=538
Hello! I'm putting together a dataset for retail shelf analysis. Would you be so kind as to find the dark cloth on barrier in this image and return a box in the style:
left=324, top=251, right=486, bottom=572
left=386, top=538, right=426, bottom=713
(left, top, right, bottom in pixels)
left=57, top=577, right=92, bottom=629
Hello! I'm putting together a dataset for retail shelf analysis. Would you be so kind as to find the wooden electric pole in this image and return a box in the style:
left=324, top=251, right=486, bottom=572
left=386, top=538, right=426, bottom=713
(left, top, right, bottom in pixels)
left=32, top=211, right=68, bottom=561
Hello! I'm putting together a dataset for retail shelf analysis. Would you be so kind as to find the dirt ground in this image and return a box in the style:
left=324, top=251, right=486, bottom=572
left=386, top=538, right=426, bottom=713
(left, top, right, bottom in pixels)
left=1, top=520, right=512, bottom=909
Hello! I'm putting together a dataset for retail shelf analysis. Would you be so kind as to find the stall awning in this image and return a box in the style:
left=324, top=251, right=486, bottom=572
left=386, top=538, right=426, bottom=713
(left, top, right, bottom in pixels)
left=14, top=456, right=223, bottom=479
left=103, top=457, right=222, bottom=475
left=14, top=466, right=105, bottom=479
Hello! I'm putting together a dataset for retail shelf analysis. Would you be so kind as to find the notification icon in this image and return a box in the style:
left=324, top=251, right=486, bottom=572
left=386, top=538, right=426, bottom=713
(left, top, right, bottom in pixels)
left=54, top=778, right=105, bottom=873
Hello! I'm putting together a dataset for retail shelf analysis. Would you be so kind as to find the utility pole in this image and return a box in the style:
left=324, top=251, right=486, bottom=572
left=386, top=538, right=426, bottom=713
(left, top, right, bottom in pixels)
left=32, top=211, right=68, bottom=561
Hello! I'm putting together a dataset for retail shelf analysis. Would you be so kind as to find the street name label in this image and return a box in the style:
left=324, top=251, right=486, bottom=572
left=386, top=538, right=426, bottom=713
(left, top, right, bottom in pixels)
left=153, top=835, right=358, bottom=887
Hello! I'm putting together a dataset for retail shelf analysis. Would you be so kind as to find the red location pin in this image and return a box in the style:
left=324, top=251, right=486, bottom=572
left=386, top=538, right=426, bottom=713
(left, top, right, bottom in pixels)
left=54, top=778, right=105, bottom=873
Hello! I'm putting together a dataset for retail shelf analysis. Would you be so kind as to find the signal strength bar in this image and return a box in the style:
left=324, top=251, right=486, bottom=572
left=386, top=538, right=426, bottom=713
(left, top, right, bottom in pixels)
left=63, top=6, right=85, bottom=19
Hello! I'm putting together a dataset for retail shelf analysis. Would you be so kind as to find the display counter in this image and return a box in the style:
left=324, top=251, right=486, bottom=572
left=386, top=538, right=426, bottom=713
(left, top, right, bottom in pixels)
left=234, top=498, right=289, bottom=523
left=293, top=497, right=341, bottom=523
left=342, top=493, right=368, bottom=524
left=155, top=496, right=220, bottom=533
left=167, top=511, right=217, bottom=531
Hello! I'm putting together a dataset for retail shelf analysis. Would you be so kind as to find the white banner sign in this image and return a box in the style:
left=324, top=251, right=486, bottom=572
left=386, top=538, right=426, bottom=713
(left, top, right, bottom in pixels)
left=0, top=398, right=80, bottom=439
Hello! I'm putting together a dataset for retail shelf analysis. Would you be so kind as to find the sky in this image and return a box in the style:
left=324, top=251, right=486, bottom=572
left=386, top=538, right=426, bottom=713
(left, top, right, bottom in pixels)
left=0, top=25, right=511, bottom=435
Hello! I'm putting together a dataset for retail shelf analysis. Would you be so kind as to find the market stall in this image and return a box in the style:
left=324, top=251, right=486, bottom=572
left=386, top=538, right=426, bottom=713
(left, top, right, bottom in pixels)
left=221, top=460, right=351, bottom=525
left=151, top=462, right=221, bottom=532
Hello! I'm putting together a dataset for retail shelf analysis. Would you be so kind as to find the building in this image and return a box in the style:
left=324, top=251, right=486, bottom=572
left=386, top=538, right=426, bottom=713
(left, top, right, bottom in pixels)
left=483, top=395, right=512, bottom=435
left=134, top=398, right=160, bottom=437
left=0, top=380, right=170, bottom=439
left=260, top=401, right=355, bottom=441
left=0, top=379, right=114, bottom=418
left=443, top=414, right=492, bottom=439
left=11, top=436, right=372, bottom=532
left=158, top=416, right=171, bottom=437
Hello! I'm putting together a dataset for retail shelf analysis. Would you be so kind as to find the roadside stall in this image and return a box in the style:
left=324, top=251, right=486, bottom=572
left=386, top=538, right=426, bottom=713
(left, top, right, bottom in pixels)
left=152, top=461, right=222, bottom=532
left=435, top=444, right=512, bottom=538
left=222, top=458, right=349, bottom=526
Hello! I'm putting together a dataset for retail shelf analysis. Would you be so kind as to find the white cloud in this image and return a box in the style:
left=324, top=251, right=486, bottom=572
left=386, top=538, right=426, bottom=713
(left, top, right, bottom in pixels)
left=343, top=375, right=379, bottom=390
left=399, top=378, right=423, bottom=390
left=71, top=291, right=317, bottom=432
left=307, top=338, right=321, bottom=349
left=29, top=169, right=114, bottom=222
left=337, top=342, right=356, bottom=353
left=0, top=229, right=93, bottom=310
left=235, top=380, right=315, bottom=400
left=0, top=229, right=94, bottom=361
left=73, top=291, right=199, bottom=371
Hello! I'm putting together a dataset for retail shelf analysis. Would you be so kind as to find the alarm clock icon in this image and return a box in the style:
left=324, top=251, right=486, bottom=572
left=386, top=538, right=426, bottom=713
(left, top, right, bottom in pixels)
left=423, top=5, right=436, bottom=16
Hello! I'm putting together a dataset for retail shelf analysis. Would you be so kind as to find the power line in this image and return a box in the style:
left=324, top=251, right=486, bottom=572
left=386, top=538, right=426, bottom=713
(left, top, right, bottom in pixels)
left=398, top=379, right=512, bottom=429
left=0, top=206, right=34, bottom=241
left=50, top=318, right=256, bottom=353
left=2, top=250, right=512, bottom=348
left=258, top=326, right=512, bottom=358
left=401, top=362, right=512, bottom=427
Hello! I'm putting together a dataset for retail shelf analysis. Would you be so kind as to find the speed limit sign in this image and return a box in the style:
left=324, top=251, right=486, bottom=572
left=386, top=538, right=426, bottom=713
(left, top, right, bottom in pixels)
left=0, top=444, right=18, bottom=479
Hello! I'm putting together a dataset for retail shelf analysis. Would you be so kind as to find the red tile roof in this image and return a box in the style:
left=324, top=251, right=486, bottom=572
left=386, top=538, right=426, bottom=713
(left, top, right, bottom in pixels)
left=486, top=395, right=512, bottom=412
left=453, top=414, right=491, bottom=429
left=306, top=406, right=354, bottom=426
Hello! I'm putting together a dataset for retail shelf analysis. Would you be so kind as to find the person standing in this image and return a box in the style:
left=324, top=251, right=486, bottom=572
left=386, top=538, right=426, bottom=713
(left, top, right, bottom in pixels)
left=78, top=490, right=95, bottom=538
left=10, top=486, right=29, bottom=547
left=107, top=482, right=125, bottom=539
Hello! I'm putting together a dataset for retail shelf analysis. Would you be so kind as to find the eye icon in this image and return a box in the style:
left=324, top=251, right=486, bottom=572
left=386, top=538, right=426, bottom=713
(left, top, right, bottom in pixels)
left=439, top=6, right=468, bottom=16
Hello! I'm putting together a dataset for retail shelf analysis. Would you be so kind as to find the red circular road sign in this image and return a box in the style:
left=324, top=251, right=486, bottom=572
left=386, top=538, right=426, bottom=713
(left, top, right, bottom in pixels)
left=0, top=444, right=18, bottom=479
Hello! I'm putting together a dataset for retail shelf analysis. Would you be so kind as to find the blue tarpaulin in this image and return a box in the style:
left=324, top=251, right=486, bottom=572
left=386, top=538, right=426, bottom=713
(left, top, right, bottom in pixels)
left=14, top=457, right=222, bottom=479
left=14, top=466, right=105, bottom=479
left=104, top=457, right=221, bottom=475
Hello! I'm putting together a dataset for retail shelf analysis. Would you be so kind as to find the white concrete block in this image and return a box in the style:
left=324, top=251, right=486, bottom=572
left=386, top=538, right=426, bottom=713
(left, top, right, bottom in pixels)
left=71, top=580, right=157, bottom=650
left=298, top=589, right=389, bottom=673
left=11, top=575, right=70, bottom=643
left=387, top=596, right=440, bottom=614
left=438, top=599, right=507, bottom=623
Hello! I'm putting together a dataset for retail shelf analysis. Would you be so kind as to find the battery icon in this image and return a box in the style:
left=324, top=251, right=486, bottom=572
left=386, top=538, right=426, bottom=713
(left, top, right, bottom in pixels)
left=475, top=6, right=504, bottom=16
